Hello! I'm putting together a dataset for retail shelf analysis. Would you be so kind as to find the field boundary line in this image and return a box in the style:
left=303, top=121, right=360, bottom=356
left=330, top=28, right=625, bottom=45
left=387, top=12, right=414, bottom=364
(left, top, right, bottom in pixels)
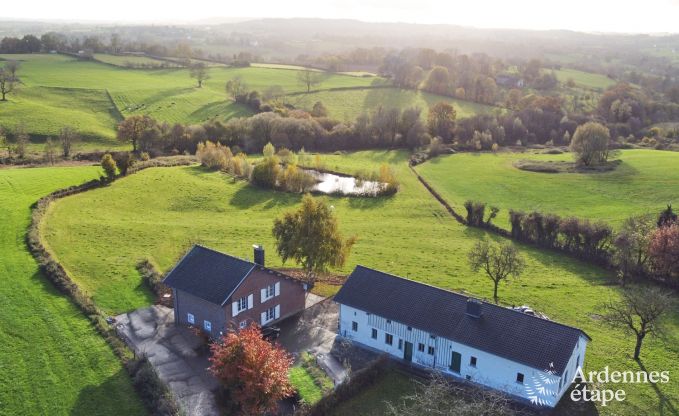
left=104, top=89, right=125, bottom=121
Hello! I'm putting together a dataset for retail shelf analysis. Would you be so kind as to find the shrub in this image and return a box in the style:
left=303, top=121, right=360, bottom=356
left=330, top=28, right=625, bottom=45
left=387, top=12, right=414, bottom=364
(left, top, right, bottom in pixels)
left=101, top=153, right=118, bottom=180
left=570, top=122, right=611, bottom=166
left=196, top=141, right=232, bottom=171
left=251, top=156, right=281, bottom=188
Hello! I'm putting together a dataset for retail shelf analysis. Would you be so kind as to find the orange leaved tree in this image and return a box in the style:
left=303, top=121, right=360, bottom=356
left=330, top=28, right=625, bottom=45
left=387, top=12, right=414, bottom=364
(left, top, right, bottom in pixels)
left=209, top=324, right=294, bottom=415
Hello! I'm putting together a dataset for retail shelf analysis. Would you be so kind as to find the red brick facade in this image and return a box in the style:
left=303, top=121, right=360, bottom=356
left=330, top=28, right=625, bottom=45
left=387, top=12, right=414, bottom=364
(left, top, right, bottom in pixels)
left=226, top=268, right=306, bottom=330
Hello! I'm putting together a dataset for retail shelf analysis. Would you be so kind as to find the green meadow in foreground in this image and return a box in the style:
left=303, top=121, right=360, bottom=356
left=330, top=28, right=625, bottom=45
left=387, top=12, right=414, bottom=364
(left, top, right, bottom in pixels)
left=415, top=149, right=679, bottom=229
left=42, top=150, right=679, bottom=415
left=0, top=166, right=145, bottom=416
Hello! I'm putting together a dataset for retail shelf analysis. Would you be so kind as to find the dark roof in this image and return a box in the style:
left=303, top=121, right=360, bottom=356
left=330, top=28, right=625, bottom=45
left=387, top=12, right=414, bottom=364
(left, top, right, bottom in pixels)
left=163, top=245, right=255, bottom=305
left=334, top=265, right=590, bottom=375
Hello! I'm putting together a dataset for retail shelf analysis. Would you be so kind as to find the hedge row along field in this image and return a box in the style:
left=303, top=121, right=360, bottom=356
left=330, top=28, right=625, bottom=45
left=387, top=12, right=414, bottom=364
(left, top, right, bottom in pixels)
left=42, top=150, right=679, bottom=415
left=0, top=165, right=146, bottom=416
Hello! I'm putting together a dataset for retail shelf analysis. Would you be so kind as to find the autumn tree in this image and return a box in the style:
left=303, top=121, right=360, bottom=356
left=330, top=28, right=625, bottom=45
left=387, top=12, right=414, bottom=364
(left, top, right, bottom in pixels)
left=101, top=153, right=117, bottom=180
left=657, top=204, right=677, bottom=228
left=570, top=122, right=611, bottom=166
left=189, top=62, right=209, bottom=87
left=58, top=126, right=79, bottom=158
left=273, top=194, right=356, bottom=283
left=648, top=223, right=679, bottom=279
left=297, top=69, right=323, bottom=93
left=14, top=126, right=29, bottom=159
left=0, top=60, right=20, bottom=101
left=225, top=76, right=248, bottom=100
left=311, top=101, right=328, bottom=117
left=422, top=66, right=450, bottom=95
left=613, top=214, right=655, bottom=283
left=468, top=240, right=525, bottom=304
left=209, top=324, right=293, bottom=415
left=602, top=286, right=672, bottom=360
left=116, top=115, right=156, bottom=153
left=427, top=102, right=457, bottom=142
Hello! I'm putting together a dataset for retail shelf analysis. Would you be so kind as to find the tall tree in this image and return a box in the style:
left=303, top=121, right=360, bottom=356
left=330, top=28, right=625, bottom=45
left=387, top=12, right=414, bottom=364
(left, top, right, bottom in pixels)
left=570, top=122, right=610, bottom=166
left=189, top=62, right=209, bottom=88
left=468, top=240, right=525, bottom=304
left=58, top=126, right=79, bottom=158
left=613, top=214, right=655, bottom=283
left=0, top=61, right=20, bottom=101
left=225, top=76, right=248, bottom=100
left=273, top=194, right=356, bottom=283
left=297, top=69, right=323, bottom=93
left=209, top=324, right=293, bottom=415
left=648, top=223, right=679, bottom=279
left=427, top=102, right=457, bottom=142
left=116, top=115, right=156, bottom=153
left=602, top=286, right=672, bottom=360
left=43, top=137, right=56, bottom=165
left=100, top=153, right=118, bottom=180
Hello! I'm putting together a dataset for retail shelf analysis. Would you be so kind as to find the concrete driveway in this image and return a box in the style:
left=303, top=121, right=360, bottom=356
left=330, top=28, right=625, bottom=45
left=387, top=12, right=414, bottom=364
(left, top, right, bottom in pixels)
left=115, top=305, right=220, bottom=416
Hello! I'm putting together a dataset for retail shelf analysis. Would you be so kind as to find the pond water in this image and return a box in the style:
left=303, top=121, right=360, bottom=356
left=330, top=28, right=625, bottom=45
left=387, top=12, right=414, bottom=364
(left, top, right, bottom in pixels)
left=304, top=169, right=386, bottom=196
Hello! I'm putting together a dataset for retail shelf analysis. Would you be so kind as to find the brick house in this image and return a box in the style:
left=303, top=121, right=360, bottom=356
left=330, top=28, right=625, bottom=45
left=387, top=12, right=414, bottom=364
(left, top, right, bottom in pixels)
left=163, top=244, right=308, bottom=337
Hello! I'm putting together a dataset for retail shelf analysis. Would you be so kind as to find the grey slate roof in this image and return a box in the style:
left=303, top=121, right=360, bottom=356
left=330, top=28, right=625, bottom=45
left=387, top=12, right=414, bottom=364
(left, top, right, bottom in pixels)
left=162, top=245, right=255, bottom=305
left=334, top=265, right=591, bottom=376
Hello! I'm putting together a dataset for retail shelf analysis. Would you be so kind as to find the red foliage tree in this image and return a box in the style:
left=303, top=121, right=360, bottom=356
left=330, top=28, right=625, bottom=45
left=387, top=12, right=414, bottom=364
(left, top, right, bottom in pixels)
left=209, top=324, right=294, bottom=415
left=649, top=223, right=679, bottom=279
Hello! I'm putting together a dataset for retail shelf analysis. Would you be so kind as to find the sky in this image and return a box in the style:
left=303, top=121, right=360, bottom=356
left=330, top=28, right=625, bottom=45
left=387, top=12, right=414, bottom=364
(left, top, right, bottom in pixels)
left=3, top=0, right=679, bottom=34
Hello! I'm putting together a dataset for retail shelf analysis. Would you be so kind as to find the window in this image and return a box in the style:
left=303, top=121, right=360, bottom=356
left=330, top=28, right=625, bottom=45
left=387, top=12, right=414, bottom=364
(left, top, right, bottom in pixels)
left=239, top=320, right=247, bottom=329
left=238, top=296, right=248, bottom=312
left=385, top=333, right=393, bottom=345
left=398, top=339, right=403, bottom=350
left=407, top=326, right=412, bottom=331
left=371, top=328, right=378, bottom=339
left=428, top=346, right=435, bottom=355
left=465, top=375, right=471, bottom=380
left=352, top=321, right=358, bottom=332
left=265, top=307, right=276, bottom=321
left=470, top=356, right=477, bottom=367
left=187, top=313, right=195, bottom=324
left=516, top=373, right=524, bottom=384
left=265, top=284, right=275, bottom=298
left=386, top=319, right=392, bottom=324
left=418, top=343, right=425, bottom=352
left=430, top=334, right=436, bottom=340
left=203, top=320, right=212, bottom=332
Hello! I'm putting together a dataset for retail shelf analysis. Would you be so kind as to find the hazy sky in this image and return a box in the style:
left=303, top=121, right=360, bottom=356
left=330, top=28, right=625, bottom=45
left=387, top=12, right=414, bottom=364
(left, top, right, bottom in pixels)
left=3, top=0, right=679, bottom=33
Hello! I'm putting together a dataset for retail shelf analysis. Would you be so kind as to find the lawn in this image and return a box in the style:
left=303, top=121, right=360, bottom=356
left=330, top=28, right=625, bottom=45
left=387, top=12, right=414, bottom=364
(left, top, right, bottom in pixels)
left=41, top=150, right=679, bottom=415
left=553, top=68, right=617, bottom=90
left=284, top=87, right=498, bottom=122
left=93, top=54, right=181, bottom=68
left=415, top=149, right=679, bottom=229
left=289, top=366, right=324, bottom=404
left=329, top=369, right=417, bottom=415
left=0, top=166, right=146, bottom=416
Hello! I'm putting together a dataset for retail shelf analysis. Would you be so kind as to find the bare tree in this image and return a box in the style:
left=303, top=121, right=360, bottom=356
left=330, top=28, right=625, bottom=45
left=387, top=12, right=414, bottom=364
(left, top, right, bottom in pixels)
left=14, top=125, right=29, bottom=159
left=602, top=286, right=672, bottom=360
left=0, top=61, right=20, bottom=101
left=386, top=372, right=517, bottom=416
left=58, top=126, right=80, bottom=158
left=613, top=214, right=655, bottom=284
left=44, top=137, right=56, bottom=165
left=189, top=62, right=209, bottom=87
left=296, top=69, right=323, bottom=93
left=468, top=240, right=525, bottom=304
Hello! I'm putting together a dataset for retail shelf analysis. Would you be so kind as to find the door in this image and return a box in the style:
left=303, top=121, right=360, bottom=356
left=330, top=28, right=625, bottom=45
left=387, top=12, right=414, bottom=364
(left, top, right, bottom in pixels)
left=450, top=351, right=461, bottom=373
left=404, top=341, right=413, bottom=362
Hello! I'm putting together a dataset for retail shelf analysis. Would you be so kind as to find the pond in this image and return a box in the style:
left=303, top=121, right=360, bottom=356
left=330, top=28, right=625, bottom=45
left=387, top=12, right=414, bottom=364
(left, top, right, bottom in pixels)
left=303, top=169, right=386, bottom=196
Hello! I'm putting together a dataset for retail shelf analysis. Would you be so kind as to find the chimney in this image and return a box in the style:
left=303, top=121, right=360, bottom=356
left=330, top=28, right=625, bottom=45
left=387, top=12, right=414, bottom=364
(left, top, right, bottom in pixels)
left=466, top=298, right=482, bottom=318
left=253, top=244, right=265, bottom=266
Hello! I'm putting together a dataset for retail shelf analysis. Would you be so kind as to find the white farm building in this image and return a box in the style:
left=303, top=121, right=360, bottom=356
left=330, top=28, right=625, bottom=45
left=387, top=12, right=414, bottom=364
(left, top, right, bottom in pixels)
left=334, top=266, right=591, bottom=407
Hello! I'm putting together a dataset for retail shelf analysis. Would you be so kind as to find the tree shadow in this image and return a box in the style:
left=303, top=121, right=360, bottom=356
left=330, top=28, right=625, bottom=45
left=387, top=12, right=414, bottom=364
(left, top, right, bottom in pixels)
left=637, top=359, right=679, bottom=416
left=70, top=368, right=144, bottom=416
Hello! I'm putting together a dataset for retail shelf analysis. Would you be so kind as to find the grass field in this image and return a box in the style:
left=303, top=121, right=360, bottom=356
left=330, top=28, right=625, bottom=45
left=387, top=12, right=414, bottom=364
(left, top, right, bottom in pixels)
left=41, top=150, right=679, bottom=415
left=330, top=369, right=417, bottom=415
left=554, top=68, right=617, bottom=90
left=93, top=54, right=181, bottom=68
left=415, top=149, right=679, bottom=229
left=289, top=366, right=324, bottom=404
left=0, top=54, right=493, bottom=151
left=0, top=166, right=145, bottom=416
left=283, top=87, right=499, bottom=121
